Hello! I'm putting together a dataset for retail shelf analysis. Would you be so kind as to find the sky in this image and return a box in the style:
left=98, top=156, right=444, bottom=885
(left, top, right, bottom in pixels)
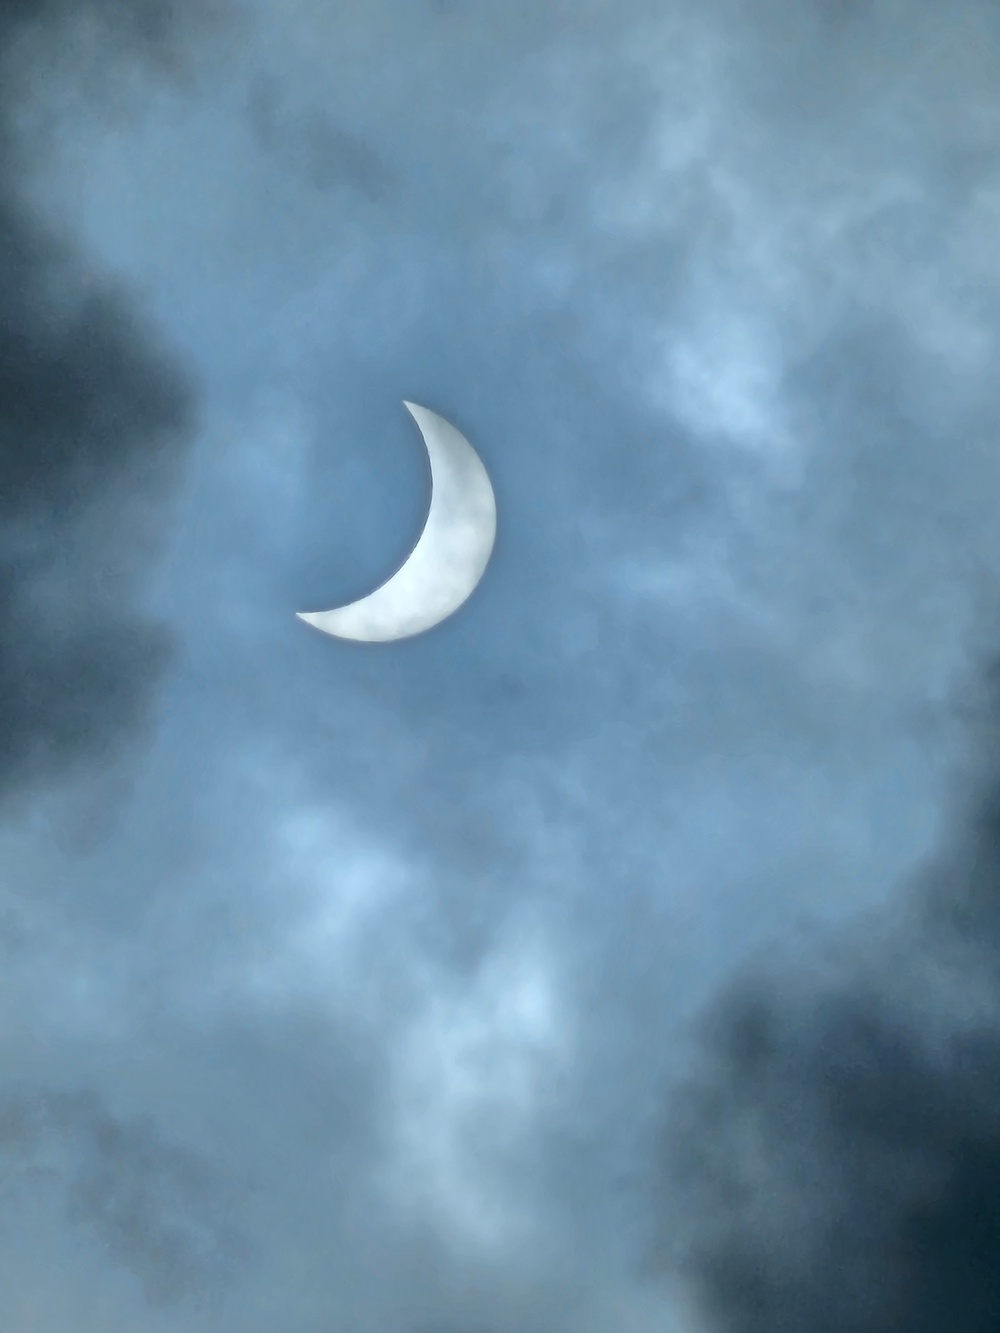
left=4, top=0, right=1000, bottom=1329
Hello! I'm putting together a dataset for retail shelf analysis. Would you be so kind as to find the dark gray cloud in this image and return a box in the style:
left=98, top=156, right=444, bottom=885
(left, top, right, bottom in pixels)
left=0, top=0, right=251, bottom=1314
left=0, top=0, right=218, bottom=800
left=625, top=2, right=1000, bottom=1327
left=652, top=654, right=1000, bottom=1333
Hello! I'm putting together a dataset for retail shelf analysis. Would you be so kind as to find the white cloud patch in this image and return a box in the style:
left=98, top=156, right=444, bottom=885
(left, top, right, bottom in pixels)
left=382, top=921, right=573, bottom=1258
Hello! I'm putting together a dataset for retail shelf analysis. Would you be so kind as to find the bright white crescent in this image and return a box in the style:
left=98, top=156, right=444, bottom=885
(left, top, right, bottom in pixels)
left=296, top=402, right=496, bottom=642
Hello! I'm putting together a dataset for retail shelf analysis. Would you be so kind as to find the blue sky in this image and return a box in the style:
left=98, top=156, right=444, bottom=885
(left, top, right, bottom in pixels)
left=4, top=1, right=1000, bottom=1330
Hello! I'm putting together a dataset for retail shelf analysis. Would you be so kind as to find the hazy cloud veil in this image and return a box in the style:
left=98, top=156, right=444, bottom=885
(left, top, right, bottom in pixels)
left=3, top=1, right=1000, bottom=1331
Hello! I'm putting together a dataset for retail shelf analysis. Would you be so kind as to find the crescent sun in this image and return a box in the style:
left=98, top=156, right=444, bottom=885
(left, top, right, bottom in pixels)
left=296, top=402, right=497, bottom=643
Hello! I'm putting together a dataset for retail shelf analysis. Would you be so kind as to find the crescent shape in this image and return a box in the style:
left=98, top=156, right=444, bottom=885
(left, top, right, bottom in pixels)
left=296, top=402, right=497, bottom=642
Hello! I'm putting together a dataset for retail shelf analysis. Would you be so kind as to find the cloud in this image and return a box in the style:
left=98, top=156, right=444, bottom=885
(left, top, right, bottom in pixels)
left=0, top=1086, right=248, bottom=1309
left=247, top=71, right=397, bottom=202
left=8, top=0, right=1000, bottom=1328
left=0, top=0, right=224, bottom=802
left=0, top=1, right=255, bottom=1315
left=651, top=652, right=1000, bottom=1333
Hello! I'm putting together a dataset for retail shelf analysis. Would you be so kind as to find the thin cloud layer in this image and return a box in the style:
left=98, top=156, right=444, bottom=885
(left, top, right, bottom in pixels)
left=0, top=1087, right=246, bottom=1308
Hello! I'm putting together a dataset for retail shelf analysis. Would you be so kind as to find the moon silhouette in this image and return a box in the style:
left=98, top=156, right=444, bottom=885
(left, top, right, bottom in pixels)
left=296, top=402, right=497, bottom=642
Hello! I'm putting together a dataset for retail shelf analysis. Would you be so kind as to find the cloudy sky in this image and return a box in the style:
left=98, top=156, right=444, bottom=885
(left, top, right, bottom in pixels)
left=5, top=0, right=1000, bottom=1329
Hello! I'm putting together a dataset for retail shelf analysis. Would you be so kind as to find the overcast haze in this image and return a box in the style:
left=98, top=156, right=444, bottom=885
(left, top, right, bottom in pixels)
left=4, top=0, right=1000, bottom=1329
